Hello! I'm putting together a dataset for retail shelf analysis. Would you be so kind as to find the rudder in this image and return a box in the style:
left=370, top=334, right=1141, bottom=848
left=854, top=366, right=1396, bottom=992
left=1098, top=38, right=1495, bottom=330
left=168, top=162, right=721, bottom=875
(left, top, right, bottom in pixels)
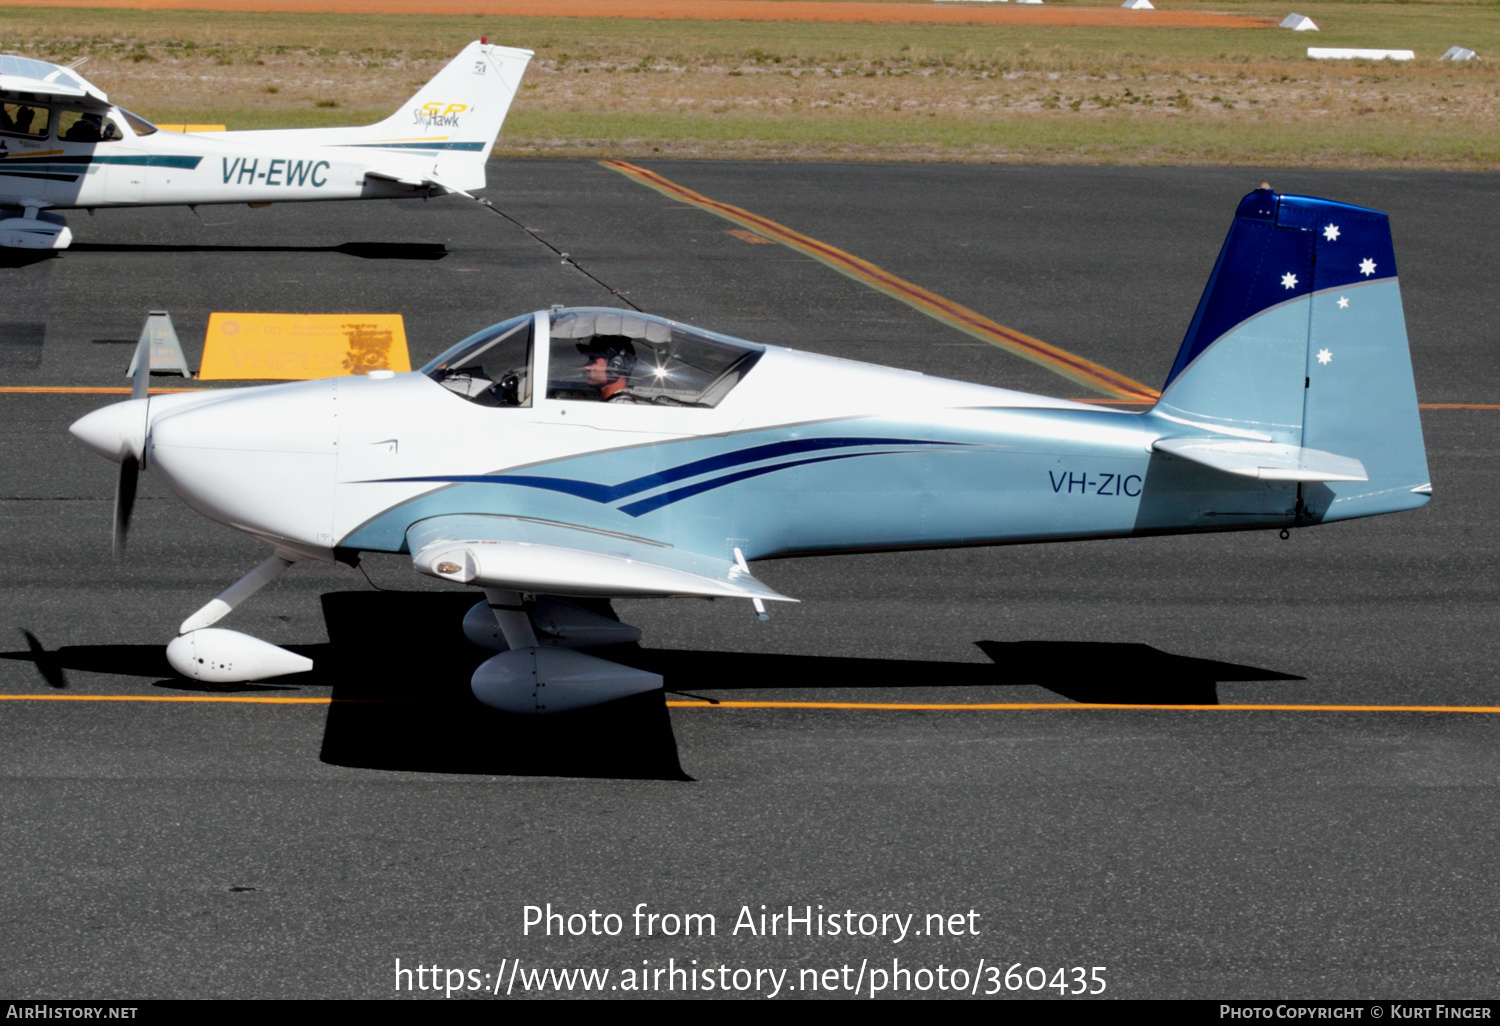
left=1153, top=187, right=1429, bottom=523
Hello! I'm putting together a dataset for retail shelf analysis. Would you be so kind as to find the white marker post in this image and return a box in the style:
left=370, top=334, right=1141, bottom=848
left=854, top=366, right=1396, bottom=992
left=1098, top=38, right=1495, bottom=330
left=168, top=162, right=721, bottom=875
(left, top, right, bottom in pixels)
left=125, top=310, right=193, bottom=379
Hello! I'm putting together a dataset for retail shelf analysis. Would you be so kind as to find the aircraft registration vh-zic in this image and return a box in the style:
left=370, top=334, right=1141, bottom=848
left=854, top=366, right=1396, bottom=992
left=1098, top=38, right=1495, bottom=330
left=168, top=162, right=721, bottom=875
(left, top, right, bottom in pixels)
left=70, top=187, right=1430, bottom=713
left=0, top=40, right=532, bottom=249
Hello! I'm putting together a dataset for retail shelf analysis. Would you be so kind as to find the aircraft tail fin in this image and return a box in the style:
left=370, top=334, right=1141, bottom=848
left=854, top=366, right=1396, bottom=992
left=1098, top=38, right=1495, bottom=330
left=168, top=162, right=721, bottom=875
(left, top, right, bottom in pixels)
left=1150, top=188, right=1430, bottom=522
left=328, top=41, right=532, bottom=191
left=215, top=42, right=530, bottom=192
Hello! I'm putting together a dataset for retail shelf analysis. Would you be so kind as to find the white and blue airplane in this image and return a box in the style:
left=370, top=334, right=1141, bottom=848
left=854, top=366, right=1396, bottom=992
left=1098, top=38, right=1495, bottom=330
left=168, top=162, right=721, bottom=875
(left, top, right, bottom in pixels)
left=0, top=40, right=531, bottom=249
left=69, top=187, right=1430, bottom=711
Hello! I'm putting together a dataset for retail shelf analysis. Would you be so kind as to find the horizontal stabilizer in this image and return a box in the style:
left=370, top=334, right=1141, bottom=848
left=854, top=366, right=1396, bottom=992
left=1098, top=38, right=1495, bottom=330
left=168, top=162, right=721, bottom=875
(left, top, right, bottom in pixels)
left=1153, top=438, right=1368, bottom=482
left=407, top=514, right=797, bottom=602
left=365, top=169, right=474, bottom=199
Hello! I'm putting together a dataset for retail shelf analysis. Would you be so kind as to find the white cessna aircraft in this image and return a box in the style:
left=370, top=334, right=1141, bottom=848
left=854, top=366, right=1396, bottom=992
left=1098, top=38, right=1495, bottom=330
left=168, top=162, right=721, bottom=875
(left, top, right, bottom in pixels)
left=68, top=188, right=1429, bottom=712
left=0, top=40, right=532, bottom=250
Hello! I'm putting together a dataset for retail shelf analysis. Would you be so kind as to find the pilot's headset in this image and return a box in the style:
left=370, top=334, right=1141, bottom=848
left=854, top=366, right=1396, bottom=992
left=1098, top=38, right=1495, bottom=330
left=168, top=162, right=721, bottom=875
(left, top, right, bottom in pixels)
left=578, top=335, right=638, bottom=380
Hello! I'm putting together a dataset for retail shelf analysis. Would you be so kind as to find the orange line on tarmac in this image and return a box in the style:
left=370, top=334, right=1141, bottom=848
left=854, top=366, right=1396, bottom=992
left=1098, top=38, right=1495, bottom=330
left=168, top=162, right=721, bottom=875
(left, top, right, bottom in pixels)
left=0, top=0, right=1275, bottom=28
left=2, top=695, right=1490, bottom=713
left=0, top=693, right=334, bottom=704
left=0, top=387, right=207, bottom=395
left=666, top=700, right=1500, bottom=714
left=604, top=160, right=1160, bottom=402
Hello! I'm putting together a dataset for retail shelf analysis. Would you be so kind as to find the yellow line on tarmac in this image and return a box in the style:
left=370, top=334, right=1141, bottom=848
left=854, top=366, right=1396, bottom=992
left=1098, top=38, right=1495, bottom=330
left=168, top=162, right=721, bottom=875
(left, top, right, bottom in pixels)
left=666, top=700, right=1500, bottom=714
left=601, top=159, right=1160, bottom=403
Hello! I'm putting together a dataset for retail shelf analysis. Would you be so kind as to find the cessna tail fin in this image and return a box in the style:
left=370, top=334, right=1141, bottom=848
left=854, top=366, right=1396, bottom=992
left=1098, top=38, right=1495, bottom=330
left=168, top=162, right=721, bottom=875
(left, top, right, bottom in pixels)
left=219, top=41, right=532, bottom=192
left=363, top=41, right=532, bottom=190
left=1150, top=188, right=1429, bottom=522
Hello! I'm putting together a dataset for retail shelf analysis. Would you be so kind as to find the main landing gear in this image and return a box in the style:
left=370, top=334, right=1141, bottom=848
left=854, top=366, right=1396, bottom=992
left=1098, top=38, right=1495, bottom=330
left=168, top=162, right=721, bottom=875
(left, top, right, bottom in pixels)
left=0, top=206, right=72, bottom=250
left=464, top=590, right=661, bottom=714
left=165, top=560, right=660, bottom=714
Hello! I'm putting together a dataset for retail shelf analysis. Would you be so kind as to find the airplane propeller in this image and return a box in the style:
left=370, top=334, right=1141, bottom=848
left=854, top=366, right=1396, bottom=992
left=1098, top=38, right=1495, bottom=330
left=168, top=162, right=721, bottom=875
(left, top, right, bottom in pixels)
left=113, top=332, right=152, bottom=556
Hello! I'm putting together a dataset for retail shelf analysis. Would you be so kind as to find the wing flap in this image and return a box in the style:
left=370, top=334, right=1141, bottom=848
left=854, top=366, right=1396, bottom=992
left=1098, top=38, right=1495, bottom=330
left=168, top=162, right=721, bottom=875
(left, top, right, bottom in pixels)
left=406, top=514, right=796, bottom=602
left=1153, top=437, right=1368, bottom=482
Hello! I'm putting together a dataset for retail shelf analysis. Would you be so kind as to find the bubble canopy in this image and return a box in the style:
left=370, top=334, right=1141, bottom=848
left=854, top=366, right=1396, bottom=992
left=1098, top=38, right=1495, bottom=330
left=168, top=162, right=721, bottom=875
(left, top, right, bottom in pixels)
left=423, top=308, right=763, bottom=408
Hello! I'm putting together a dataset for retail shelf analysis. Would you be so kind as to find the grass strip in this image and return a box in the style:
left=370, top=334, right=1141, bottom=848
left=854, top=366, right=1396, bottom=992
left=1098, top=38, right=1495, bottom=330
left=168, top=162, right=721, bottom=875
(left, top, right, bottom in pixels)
left=6, top=3, right=1498, bottom=167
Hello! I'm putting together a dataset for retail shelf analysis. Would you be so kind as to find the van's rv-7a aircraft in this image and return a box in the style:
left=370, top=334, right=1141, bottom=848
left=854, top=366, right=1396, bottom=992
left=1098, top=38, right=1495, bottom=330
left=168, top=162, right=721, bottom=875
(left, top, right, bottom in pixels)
left=70, top=188, right=1430, bottom=712
left=0, top=40, right=532, bottom=250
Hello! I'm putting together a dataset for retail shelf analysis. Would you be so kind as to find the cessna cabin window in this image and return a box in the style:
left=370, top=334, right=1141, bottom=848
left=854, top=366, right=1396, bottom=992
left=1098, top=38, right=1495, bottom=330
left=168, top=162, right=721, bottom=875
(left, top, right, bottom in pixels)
left=546, top=308, right=762, bottom=407
left=119, top=108, right=158, bottom=137
left=58, top=109, right=122, bottom=143
left=0, top=103, right=49, bottom=139
left=421, top=314, right=534, bottom=407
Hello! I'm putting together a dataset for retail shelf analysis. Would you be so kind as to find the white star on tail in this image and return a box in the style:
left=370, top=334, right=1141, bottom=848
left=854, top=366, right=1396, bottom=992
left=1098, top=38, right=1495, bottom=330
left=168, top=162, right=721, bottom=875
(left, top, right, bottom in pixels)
left=1324, top=224, right=1340, bottom=241
left=1337, top=295, right=1349, bottom=309
left=1281, top=272, right=1299, bottom=290
left=1360, top=258, right=1377, bottom=276
left=1317, top=348, right=1333, bottom=365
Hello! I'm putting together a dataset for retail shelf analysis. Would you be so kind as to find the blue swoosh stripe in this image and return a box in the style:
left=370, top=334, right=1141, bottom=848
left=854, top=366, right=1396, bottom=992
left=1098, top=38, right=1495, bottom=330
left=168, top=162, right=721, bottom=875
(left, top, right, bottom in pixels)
left=378, top=436, right=964, bottom=503
left=619, top=450, right=904, bottom=517
left=89, top=154, right=204, bottom=169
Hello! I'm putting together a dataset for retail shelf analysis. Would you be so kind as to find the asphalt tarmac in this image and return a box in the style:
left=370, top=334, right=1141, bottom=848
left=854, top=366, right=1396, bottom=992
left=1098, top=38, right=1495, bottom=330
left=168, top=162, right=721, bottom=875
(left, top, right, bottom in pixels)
left=2, top=162, right=1498, bottom=1000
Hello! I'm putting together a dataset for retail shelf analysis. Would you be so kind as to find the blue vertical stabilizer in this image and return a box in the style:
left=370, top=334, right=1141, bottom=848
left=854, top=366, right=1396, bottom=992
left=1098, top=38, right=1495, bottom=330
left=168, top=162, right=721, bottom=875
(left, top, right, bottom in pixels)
left=1151, top=188, right=1429, bottom=523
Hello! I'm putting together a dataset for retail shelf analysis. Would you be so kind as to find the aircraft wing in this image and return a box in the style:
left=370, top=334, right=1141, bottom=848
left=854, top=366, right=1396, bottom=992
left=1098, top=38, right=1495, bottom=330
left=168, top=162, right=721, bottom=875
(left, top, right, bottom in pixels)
left=0, top=62, right=110, bottom=109
left=406, top=514, right=797, bottom=602
left=1153, top=438, right=1368, bottom=482
left=364, top=168, right=475, bottom=199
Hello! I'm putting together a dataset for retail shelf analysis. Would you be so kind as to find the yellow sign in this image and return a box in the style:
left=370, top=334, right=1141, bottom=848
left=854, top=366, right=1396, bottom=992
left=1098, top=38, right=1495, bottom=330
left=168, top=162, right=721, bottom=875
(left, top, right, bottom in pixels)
left=157, top=124, right=227, bottom=133
left=199, top=313, right=412, bottom=380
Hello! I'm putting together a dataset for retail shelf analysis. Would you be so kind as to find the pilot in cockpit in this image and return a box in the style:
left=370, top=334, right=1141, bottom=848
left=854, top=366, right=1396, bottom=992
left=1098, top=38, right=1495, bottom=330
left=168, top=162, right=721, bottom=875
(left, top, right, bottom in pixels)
left=578, top=335, right=639, bottom=403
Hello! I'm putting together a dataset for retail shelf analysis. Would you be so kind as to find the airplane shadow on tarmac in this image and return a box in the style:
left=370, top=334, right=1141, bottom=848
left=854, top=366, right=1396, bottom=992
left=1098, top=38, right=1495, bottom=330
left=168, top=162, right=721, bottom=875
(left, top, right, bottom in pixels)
left=69, top=242, right=448, bottom=260
left=0, top=249, right=58, bottom=269
left=4, top=591, right=1303, bottom=781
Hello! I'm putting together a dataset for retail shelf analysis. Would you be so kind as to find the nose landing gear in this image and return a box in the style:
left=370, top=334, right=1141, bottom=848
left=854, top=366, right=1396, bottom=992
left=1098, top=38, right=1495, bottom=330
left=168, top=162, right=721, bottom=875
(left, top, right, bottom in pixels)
left=165, top=554, right=309, bottom=682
